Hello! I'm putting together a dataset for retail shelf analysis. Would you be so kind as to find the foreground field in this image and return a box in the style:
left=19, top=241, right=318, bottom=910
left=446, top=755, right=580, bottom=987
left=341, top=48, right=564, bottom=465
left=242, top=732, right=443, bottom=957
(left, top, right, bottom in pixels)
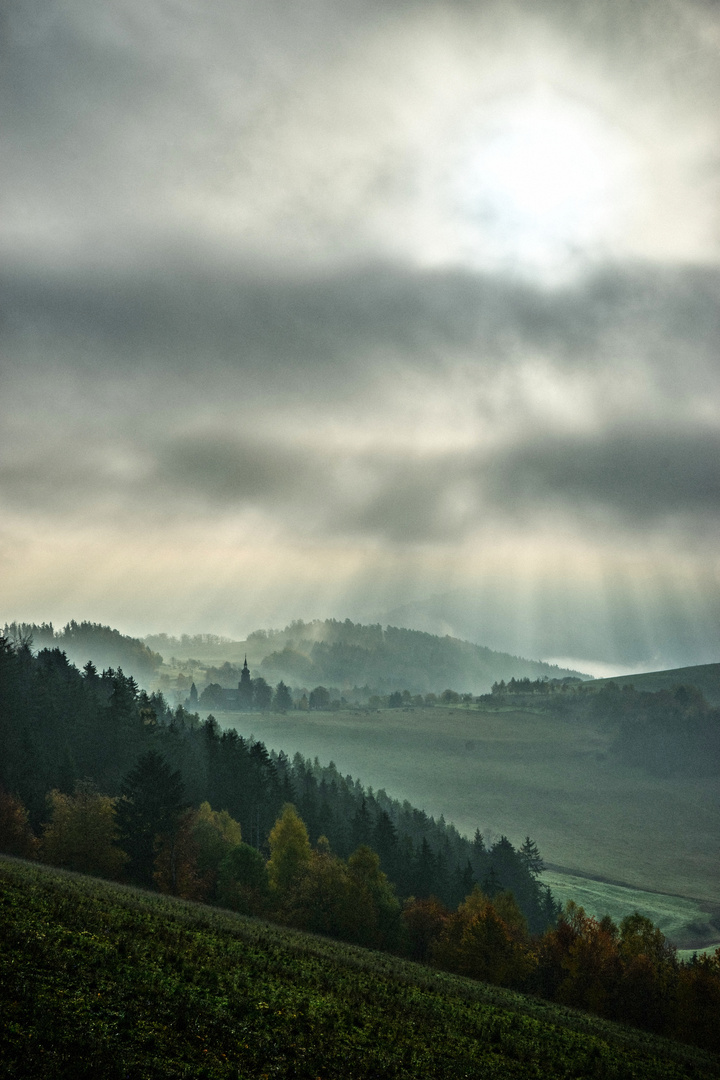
left=216, top=705, right=720, bottom=947
left=2, top=857, right=717, bottom=1080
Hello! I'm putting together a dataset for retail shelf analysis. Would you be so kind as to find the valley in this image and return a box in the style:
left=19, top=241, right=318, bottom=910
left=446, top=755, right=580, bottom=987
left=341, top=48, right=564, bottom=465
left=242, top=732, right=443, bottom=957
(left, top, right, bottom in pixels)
left=213, top=702, right=720, bottom=950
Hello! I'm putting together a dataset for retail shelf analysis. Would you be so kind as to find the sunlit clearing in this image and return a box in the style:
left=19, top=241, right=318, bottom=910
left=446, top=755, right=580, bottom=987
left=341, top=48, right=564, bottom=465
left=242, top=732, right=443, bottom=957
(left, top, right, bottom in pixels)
left=453, top=86, right=636, bottom=275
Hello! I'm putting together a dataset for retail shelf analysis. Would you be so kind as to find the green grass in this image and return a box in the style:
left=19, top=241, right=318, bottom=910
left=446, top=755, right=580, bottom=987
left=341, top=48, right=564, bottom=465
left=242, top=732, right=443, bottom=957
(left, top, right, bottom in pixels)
left=1, top=857, right=718, bottom=1079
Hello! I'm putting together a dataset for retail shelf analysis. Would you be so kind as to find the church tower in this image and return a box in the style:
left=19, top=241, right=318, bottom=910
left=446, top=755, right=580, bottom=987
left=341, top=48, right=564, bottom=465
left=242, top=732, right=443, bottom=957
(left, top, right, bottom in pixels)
left=238, top=655, right=253, bottom=710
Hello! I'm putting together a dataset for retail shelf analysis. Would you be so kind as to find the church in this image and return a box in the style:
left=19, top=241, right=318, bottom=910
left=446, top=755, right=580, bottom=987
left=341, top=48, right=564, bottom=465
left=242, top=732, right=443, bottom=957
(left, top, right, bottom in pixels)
left=217, top=656, right=254, bottom=710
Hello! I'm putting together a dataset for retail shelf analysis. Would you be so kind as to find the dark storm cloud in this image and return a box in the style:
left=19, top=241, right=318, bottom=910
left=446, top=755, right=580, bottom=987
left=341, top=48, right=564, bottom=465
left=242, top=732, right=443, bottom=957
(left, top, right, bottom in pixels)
left=483, top=426, right=720, bottom=523
left=3, top=0, right=720, bottom=653
left=3, top=254, right=720, bottom=389
left=325, top=425, right=720, bottom=543
left=2, top=248, right=720, bottom=543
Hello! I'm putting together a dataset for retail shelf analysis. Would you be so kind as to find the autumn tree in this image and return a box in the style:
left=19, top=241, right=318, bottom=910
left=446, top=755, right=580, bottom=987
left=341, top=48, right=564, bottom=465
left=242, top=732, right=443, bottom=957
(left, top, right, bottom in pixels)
left=538, top=902, right=621, bottom=1016
left=432, top=887, right=535, bottom=989
left=284, top=837, right=354, bottom=937
left=347, top=844, right=401, bottom=950
left=153, top=809, right=204, bottom=900
left=267, top=804, right=312, bottom=896
left=401, top=895, right=450, bottom=962
left=0, top=788, right=38, bottom=858
left=615, top=911, right=677, bottom=1031
left=40, top=782, right=128, bottom=879
left=674, top=950, right=720, bottom=1052
left=189, top=801, right=243, bottom=898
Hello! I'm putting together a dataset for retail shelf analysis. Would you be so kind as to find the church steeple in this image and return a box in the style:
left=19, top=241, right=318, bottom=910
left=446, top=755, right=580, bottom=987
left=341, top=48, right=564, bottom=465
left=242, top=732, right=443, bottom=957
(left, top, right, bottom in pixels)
left=238, top=654, right=252, bottom=709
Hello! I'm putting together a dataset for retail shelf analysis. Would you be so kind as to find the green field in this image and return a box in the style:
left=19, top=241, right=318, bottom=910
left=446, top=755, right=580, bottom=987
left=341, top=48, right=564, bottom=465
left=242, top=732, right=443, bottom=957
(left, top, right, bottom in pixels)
left=2, top=856, right=718, bottom=1079
left=540, top=871, right=720, bottom=957
left=587, top=663, right=720, bottom=705
left=210, top=705, right=719, bottom=949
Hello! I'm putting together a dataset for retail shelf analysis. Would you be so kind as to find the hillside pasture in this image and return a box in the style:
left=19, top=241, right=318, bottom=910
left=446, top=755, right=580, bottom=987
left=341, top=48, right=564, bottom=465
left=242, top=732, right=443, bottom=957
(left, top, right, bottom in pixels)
left=215, top=704, right=719, bottom=947
left=587, top=662, right=720, bottom=705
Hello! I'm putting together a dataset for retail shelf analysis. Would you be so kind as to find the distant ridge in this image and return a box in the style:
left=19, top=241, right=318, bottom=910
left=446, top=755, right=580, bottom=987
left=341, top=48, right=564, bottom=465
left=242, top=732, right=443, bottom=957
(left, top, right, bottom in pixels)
left=587, top=662, right=720, bottom=705
left=150, top=618, right=588, bottom=695
left=376, top=588, right=720, bottom=673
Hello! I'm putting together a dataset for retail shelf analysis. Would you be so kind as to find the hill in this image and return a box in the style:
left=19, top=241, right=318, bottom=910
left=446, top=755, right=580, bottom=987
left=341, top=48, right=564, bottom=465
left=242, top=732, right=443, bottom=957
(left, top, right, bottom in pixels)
left=586, top=662, right=720, bottom=705
left=378, top=588, right=720, bottom=673
left=148, top=618, right=588, bottom=695
left=2, top=857, right=717, bottom=1079
left=4, top=620, right=163, bottom=683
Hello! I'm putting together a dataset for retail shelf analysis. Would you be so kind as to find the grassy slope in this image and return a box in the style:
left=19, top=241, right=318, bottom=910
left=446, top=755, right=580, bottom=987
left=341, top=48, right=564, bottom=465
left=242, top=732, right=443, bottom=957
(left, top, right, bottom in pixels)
left=586, top=663, right=720, bottom=705
left=2, top=858, right=718, bottom=1080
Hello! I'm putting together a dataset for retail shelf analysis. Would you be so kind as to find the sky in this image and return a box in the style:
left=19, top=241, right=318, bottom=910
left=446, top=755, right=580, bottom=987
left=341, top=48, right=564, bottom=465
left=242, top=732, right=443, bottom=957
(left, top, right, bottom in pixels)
left=2, top=0, right=719, bottom=675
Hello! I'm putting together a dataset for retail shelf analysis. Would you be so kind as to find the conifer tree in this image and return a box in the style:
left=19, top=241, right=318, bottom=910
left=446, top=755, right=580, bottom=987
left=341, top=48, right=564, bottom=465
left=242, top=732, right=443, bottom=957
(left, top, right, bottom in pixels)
left=117, top=751, right=186, bottom=886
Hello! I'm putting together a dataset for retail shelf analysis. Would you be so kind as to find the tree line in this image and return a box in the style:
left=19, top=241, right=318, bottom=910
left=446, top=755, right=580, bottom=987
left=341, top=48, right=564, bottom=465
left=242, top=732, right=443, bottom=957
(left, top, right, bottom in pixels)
left=490, top=676, right=720, bottom=777
left=4, top=620, right=163, bottom=681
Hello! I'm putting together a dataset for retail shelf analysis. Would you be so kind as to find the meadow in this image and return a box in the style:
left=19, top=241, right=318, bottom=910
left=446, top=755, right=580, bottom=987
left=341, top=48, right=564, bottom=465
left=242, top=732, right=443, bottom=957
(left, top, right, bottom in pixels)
left=214, top=704, right=720, bottom=950
left=2, top=856, right=718, bottom=1080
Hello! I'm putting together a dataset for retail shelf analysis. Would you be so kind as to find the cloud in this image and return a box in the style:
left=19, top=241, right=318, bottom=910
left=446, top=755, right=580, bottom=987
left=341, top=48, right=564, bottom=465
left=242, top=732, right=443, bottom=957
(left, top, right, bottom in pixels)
left=2, top=251, right=720, bottom=548
left=4, top=254, right=720, bottom=385
left=484, top=426, right=720, bottom=524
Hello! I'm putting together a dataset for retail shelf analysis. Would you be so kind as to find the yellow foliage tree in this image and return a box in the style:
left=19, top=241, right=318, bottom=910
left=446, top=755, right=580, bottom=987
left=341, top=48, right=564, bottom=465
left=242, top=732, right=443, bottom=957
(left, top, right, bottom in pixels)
left=40, top=783, right=128, bottom=879
left=267, top=804, right=312, bottom=896
left=347, top=844, right=401, bottom=950
left=192, top=801, right=243, bottom=896
left=285, top=840, right=354, bottom=937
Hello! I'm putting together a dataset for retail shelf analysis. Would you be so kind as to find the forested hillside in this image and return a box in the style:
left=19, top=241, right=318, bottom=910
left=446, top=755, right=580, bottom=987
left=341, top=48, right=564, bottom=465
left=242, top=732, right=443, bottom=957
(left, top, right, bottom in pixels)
left=0, top=635, right=553, bottom=925
left=4, top=620, right=163, bottom=683
left=586, top=662, right=720, bottom=706
left=489, top=677, right=720, bottom=778
left=212, top=618, right=585, bottom=694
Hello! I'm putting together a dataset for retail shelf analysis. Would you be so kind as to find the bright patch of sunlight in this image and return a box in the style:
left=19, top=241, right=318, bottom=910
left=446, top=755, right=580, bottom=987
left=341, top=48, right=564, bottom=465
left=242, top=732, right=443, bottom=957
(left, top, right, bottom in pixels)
left=452, top=86, right=637, bottom=275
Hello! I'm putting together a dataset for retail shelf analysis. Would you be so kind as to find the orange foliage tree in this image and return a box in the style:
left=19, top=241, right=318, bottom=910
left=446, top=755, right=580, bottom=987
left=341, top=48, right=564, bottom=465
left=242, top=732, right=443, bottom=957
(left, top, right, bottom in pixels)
left=0, top=788, right=38, bottom=858
left=432, top=887, right=535, bottom=988
left=401, top=896, right=450, bottom=962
